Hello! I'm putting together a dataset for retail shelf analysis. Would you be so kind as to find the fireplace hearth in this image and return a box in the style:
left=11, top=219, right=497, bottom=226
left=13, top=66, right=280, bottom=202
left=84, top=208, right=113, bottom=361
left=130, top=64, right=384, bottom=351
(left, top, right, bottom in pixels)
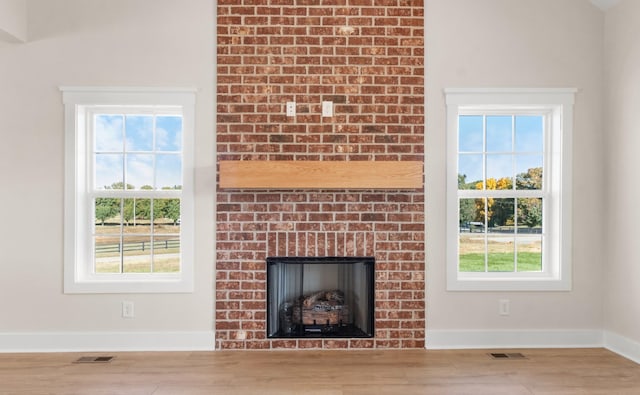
left=267, top=257, right=375, bottom=339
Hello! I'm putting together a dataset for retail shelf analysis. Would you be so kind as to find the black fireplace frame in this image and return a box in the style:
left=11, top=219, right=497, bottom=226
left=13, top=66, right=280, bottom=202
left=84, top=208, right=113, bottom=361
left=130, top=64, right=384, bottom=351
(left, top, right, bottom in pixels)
left=266, top=256, right=375, bottom=339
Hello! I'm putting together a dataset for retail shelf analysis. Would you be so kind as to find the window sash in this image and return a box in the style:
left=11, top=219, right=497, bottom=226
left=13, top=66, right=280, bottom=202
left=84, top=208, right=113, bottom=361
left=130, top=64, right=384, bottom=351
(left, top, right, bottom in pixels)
left=454, top=110, right=549, bottom=277
left=86, top=108, right=184, bottom=277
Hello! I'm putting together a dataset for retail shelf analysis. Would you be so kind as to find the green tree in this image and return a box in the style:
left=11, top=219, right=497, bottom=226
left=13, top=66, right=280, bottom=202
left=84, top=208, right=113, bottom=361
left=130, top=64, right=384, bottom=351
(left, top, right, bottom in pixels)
left=516, top=168, right=543, bottom=228
left=107, top=181, right=135, bottom=190
left=519, top=198, right=542, bottom=228
left=95, top=198, right=119, bottom=225
left=163, top=199, right=181, bottom=225
left=492, top=198, right=515, bottom=227
left=157, top=186, right=182, bottom=225
left=135, top=199, right=151, bottom=221
left=458, top=173, right=473, bottom=190
left=123, top=199, right=135, bottom=225
left=457, top=174, right=476, bottom=227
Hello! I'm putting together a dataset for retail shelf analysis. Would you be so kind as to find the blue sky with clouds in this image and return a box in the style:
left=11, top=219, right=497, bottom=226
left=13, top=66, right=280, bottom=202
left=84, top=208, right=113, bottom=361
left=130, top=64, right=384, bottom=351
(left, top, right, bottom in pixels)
left=458, top=115, right=543, bottom=187
left=94, top=114, right=182, bottom=190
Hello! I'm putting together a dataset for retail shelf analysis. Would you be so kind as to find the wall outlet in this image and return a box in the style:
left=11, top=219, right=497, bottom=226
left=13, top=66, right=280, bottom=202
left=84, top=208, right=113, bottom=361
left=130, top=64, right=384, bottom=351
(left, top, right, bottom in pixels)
left=236, top=330, right=246, bottom=340
left=122, top=301, right=135, bottom=318
left=286, top=101, right=296, bottom=117
left=499, top=299, right=510, bottom=316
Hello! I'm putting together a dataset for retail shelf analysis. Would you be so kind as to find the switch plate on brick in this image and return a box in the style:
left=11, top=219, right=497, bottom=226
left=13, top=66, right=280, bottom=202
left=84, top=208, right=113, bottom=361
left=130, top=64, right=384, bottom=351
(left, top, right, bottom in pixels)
left=322, top=101, right=333, bottom=117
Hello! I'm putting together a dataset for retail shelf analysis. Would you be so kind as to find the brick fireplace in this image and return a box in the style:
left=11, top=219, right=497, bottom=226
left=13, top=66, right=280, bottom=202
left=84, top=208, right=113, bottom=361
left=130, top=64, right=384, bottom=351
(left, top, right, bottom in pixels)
left=216, top=0, right=425, bottom=349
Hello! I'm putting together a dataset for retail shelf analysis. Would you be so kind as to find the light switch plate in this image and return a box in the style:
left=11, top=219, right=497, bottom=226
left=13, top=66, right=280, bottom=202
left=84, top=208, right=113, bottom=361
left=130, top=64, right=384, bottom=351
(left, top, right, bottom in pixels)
left=322, top=101, right=333, bottom=117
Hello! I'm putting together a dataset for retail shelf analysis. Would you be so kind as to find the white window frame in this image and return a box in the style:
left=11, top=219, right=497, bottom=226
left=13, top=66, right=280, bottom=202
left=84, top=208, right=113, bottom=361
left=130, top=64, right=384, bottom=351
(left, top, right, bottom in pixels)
left=445, top=88, right=575, bottom=291
left=61, top=87, right=196, bottom=293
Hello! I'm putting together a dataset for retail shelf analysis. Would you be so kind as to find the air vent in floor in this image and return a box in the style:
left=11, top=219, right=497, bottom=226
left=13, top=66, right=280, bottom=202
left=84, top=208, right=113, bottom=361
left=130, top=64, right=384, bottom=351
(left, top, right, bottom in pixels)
left=489, top=352, right=527, bottom=359
left=73, top=356, right=115, bottom=363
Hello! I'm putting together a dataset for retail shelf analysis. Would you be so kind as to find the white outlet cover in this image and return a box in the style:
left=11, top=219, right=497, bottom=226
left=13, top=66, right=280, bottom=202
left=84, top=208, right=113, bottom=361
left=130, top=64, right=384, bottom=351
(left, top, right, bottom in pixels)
left=286, top=101, right=295, bottom=117
left=499, top=299, right=510, bottom=316
left=122, top=301, right=135, bottom=318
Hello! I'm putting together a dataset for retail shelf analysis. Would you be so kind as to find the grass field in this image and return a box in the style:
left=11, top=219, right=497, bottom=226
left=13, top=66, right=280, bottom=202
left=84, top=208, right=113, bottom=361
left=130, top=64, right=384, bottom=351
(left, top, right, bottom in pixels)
left=96, top=255, right=180, bottom=273
left=460, top=252, right=542, bottom=272
left=459, top=233, right=542, bottom=272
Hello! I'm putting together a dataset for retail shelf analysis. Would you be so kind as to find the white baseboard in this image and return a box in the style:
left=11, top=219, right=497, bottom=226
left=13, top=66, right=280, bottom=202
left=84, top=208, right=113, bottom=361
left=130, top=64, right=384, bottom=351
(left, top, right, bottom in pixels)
left=426, top=329, right=604, bottom=350
left=603, top=331, right=640, bottom=364
left=0, top=331, right=215, bottom=353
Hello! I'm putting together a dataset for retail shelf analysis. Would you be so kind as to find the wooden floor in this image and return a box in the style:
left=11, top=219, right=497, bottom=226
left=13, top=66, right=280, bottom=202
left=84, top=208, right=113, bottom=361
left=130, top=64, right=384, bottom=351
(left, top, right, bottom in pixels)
left=1, top=348, right=639, bottom=394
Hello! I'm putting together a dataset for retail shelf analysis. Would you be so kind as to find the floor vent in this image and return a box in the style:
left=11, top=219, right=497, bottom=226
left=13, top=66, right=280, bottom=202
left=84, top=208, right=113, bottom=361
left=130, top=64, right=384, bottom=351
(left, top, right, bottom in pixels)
left=489, top=352, right=527, bottom=360
left=73, top=356, right=115, bottom=364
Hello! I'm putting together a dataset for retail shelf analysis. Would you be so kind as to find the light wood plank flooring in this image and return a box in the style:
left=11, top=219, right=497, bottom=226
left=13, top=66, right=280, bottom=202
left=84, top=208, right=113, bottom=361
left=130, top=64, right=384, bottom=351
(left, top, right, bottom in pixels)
left=1, top=348, right=639, bottom=394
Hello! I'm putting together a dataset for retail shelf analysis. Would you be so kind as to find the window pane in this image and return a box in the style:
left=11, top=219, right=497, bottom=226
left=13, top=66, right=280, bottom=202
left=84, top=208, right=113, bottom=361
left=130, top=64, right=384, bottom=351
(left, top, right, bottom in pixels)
left=95, top=235, right=121, bottom=273
left=486, top=116, right=512, bottom=152
left=517, top=197, right=543, bottom=228
left=486, top=154, right=513, bottom=189
left=153, top=236, right=181, bottom=273
left=153, top=198, right=181, bottom=228
left=123, top=236, right=152, bottom=273
left=517, top=234, right=542, bottom=272
left=458, top=115, right=483, bottom=152
left=156, top=154, right=182, bottom=189
left=487, top=198, right=516, bottom=272
left=156, top=115, right=182, bottom=151
left=459, top=198, right=478, bottom=230
left=94, top=198, right=121, bottom=273
left=516, top=159, right=543, bottom=190
left=94, top=198, right=120, bottom=227
left=490, top=198, right=515, bottom=228
left=516, top=197, right=543, bottom=271
left=125, top=154, right=154, bottom=189
left=458, top=154, right=483, bottom=190
left=95, top=115, right=123, bottom=151
left=152, top=198, right=180, bottom=273
left=488, top=234, right=515, bottom=272
left=459, top=198, right=486, bottom=272
left=121, top=198, right=152, bottom=232
left=94, top=220, right=121, bottom=274
left=515, top=115, right=543, bottom=152
left=125, top=115, right=153, bottom=151
left=95, top=154, right=123, bottom=190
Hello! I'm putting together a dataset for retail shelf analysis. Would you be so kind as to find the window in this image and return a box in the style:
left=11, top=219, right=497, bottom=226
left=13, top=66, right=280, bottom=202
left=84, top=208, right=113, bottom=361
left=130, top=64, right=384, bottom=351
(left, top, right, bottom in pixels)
left=62, top=87, right=195, bottom=293
left=445, top=88, right=575, bottom=291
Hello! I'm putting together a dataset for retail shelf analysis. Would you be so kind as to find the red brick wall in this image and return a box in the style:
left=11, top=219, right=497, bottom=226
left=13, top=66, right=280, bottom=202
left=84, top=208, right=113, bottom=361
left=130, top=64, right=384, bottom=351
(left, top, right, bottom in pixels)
left=216, top=0, right=424, bottom=349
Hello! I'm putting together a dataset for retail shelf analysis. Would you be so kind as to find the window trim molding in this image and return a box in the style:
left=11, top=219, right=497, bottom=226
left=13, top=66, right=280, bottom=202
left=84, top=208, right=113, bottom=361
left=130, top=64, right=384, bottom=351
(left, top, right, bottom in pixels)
left=61, top=86, right=196, bottom=294
left=444, top=88, right=576, bottom=291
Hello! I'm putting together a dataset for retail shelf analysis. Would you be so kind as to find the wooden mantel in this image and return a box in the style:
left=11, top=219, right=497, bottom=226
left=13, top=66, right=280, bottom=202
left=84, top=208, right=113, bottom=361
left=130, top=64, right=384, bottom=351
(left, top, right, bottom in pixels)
left=219, top=160, right=423, bottom=189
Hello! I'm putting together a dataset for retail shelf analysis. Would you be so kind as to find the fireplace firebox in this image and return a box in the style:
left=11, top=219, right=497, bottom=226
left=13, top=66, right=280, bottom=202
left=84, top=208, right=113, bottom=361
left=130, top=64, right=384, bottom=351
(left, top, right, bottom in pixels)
left=267, top=257, right=375, bottom=339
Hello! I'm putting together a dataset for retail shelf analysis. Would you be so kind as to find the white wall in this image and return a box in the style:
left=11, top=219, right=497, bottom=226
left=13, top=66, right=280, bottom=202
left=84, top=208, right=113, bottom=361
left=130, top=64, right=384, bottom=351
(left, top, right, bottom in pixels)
left=0, top=0, right=215, bottom=351
left=603, top=0, right=640, bottom=359
left=0, top=0, right=26, bottom=42
left=425, top=0, right=606, bottom=348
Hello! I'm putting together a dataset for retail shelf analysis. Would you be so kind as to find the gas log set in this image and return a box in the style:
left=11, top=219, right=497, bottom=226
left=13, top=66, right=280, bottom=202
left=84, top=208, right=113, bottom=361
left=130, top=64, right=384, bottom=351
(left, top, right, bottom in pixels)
left=280, top=289, right=350, bottom=335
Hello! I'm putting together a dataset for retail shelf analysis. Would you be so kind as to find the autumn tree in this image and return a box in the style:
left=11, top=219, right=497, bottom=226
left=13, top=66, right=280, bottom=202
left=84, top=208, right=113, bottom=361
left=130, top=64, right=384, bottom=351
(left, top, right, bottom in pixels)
left=474, top=177, right=513, bottom=227
left=516, top=167, right=542, bottom=190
